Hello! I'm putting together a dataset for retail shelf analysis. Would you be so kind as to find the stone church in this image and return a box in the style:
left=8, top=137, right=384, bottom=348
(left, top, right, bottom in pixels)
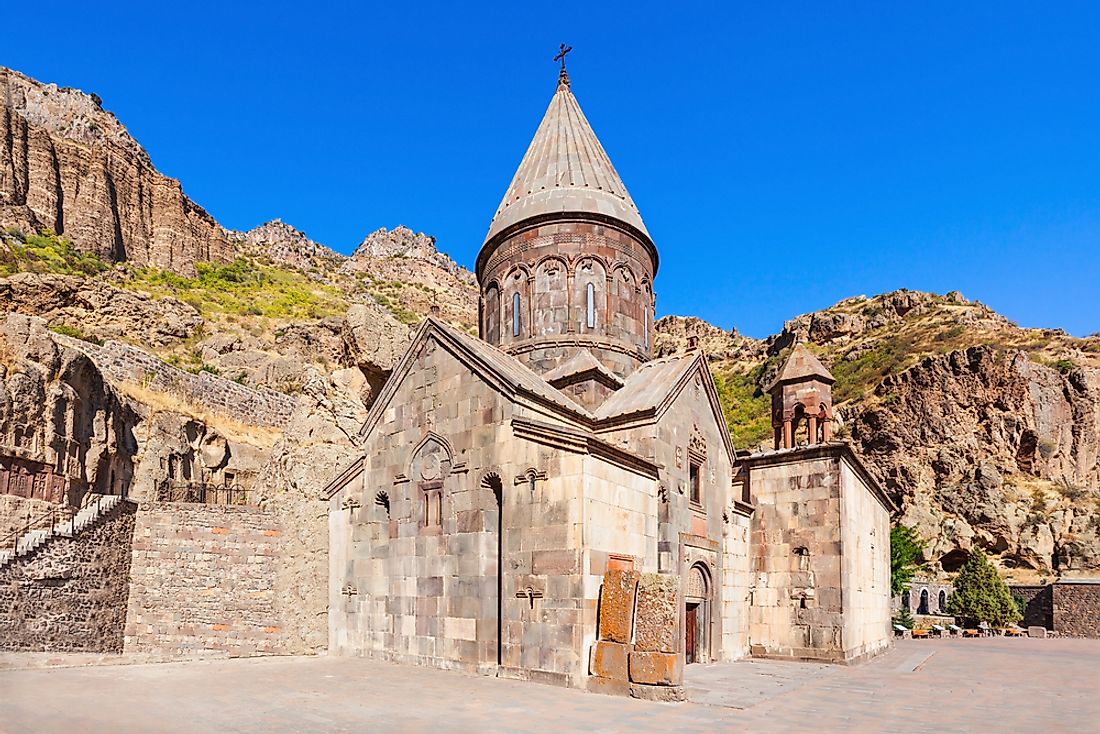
left=325, top=64, right=894, bottom=695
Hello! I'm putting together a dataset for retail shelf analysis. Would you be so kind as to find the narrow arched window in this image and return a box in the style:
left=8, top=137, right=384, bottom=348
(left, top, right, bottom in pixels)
left=586, top=282, right=595, bottom=328
left=512, top=292, right=521, bottom=337
left=643, top=305, right=649, bottom=349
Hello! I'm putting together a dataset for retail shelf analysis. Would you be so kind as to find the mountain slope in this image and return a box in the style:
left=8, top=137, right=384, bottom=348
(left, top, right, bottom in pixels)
left=658, top=290, right=1100, bottom=582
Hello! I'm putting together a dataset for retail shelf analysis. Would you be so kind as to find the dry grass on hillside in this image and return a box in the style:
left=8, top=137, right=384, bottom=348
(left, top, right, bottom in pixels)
left=115, top=379, right=283, bottom=448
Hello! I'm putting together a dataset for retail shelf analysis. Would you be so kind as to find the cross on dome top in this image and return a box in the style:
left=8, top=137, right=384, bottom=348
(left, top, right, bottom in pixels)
left=554, top=43, right=573, bottom=87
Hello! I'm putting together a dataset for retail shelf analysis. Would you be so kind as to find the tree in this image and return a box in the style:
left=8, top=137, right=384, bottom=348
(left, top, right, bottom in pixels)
left=946, top=549, right=1022, bottom=627
left=890, top=525, right=926, bottom=597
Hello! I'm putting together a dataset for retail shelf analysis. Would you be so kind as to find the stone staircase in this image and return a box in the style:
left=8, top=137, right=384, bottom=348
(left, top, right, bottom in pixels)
left=0, top=494, right=124, bottom=568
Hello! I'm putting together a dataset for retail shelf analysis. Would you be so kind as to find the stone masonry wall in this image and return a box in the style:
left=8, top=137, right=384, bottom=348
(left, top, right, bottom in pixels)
left=53, top=336, right=297, bottom=428
left=0, top=501, right=136, bottom=652
left=124, top=501, right=284, bottom=656
left=1052, top=582, right=1100, bottom=638
left=1011, top=585, right=1053, bottom=629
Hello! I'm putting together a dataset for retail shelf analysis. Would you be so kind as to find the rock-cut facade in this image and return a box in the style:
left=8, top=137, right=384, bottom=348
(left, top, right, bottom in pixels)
left=325, top=68, right=895, bottom=693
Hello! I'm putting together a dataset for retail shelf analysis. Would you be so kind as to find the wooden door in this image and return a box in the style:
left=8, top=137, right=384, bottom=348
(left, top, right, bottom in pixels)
left=685, top=603, right=698, bottom=664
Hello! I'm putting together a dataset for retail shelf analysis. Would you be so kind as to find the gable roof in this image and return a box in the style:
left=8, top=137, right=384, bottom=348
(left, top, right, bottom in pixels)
left=594, top=351, right=737, bottom=465
left=357, top=318, right=593, bottom=441
left=542, top=348, right=624, bottom=389
left=482, top=78, right=649, bottom=249
left=766, top=343, right=835, bottom=391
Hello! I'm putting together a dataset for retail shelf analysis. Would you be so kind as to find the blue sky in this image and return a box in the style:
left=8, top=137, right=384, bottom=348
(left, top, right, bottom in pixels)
left=7, top=2, right=1100, bottom=337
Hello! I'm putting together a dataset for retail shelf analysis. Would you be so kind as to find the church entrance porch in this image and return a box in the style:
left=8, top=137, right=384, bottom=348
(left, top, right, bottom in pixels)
left=684, top=563, right=712, bottom=664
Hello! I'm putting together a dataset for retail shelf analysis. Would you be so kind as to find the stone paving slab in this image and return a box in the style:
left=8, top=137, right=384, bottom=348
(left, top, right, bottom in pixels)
left=0, top=638, right=1097, bottom=733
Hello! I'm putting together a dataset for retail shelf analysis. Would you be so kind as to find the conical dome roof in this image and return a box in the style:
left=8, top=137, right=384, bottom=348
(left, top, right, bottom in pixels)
left=482, top=78, right=649, bottom=248
left=766, top=343, right=836, bottom=392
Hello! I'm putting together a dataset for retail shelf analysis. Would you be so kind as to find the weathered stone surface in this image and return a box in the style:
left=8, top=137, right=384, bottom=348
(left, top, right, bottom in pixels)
left=255, top=368, right=369, bottom=653
left=0, top=313, right=137, bottom=502
left=629, top=683, right=687, bottom=702
left=590, top=640, right=629, bottom=680
left=1028, top=626, right=1047, bottom=638
left=341, top=302, right=412, bottom=392
left=124, top=502, right=284, bottom=656
left=628, top=651, right=683, bottom=686
left=0, top=500, right=136, bottom=652
left=634, top=573, right=679, bottom=653
left=599, top=569, right=640, bottom=644
left=586, top=674, right=631, bottom=698
left=0, top=67, right=237, bottom=274
left=0, top=272, right=202, bottom=347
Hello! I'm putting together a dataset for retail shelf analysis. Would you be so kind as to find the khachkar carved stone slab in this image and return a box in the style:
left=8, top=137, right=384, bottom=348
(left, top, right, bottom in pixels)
left=634, top=573, right=678, bottom=653
left=599, top=569, right=640, bottom=644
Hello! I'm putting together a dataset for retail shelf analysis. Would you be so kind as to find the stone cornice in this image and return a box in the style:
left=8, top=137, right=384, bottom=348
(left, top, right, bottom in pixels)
left=739, top=441, right=897, bottom=513
left=504, top=335, right=648, bottom=364
left=511, top=416, right=659, bottom=480
left=476, top=212, right=658, bottom=281
left=322, top=454, right=364, bottom=501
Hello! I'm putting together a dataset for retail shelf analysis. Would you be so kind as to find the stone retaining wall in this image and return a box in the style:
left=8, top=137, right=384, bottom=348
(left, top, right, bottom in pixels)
left=124, top=501, right=285, bottom=657
left=1010, top=582, right=1100, bottom=637
left=0, top=501, right=136, bottom=652
left=54, top=336, right=297, bottom=428
left=1053, top=582, right=1100, bottom=637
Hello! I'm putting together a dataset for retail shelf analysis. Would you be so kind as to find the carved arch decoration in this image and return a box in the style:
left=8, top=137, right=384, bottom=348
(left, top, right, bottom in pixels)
left=407, top=432, right=455, bottom=482
left=685, top=561, right=712, bottom=601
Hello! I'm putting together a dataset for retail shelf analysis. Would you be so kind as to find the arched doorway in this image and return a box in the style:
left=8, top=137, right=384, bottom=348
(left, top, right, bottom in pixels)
left=685, top=563, right=711, bottom=664
left=481, top=473, right=504, bottom=666
left=918, top=589, right=930, bottom=615
left=938, top=590, right=947, bottom=613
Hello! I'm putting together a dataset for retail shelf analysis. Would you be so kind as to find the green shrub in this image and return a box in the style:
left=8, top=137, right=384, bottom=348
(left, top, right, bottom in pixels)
left=0, top=229, right=110, bottom=277
left=47, top=323, right=103, bottom=345
left=891, top=525, right=927, bottom=597
left=713, top=367, right=772, bottom=449
left=1051, top=358, right=1076, bottom=374
left=893, top=607, right=916, bottom=630
left=946, top=549, right=1022, bottom=627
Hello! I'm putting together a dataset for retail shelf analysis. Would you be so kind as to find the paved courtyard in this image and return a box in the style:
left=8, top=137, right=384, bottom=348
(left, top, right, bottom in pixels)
left=1, top=638, right=1097, bottom=733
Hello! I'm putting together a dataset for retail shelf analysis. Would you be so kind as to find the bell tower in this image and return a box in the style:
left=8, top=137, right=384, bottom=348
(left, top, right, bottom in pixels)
left=476, top=57, right=657, bottom=379
left=767, top=343, right=836, bottom=449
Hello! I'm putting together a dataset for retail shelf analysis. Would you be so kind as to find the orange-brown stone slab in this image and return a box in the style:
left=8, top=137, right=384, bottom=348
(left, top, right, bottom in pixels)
left=586, top=674, right=631, bottom=698
left=629, top=651, right=683, bottom=686
left=634, top=573, right=678, bottom=653
left=599, top=569, right=639, bottom=643
left=590, top=640, right=629, bottom=680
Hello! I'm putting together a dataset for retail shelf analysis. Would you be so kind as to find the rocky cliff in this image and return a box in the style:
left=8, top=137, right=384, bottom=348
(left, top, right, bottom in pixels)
left=0, top=67, right=236, bottom=273
left=658, top=291, right=1100, bottom=582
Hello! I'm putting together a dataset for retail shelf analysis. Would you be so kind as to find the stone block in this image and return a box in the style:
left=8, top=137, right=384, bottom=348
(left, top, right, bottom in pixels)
left=532, top=549, right=579, bottom=575
left=587, top=675, right=631, bottom=698
left=1027, top=626, right=1047, bottom=638
left=630, top=684, right=687, bottom=702
left=599, top=569, right=639, bottom=643
left=634, top=573, right=678, bottom=653
left=629, top=651, right=682, bottom=686
left=590, top=640, right=629, bottom=680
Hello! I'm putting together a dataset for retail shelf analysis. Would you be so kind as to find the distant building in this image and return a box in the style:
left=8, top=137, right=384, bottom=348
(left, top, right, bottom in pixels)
left=894, top=577, right=954, bottom=617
